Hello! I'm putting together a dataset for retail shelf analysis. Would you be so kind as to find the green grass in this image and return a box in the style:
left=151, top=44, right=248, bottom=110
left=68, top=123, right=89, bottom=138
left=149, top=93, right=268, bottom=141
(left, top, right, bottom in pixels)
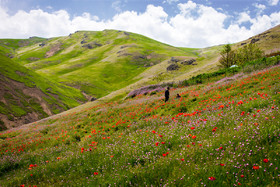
left=0, top=50, right=86, bottom=124
left=9, top=30, right=201, bottom=98
left=0, top=63, right=279, bottom=186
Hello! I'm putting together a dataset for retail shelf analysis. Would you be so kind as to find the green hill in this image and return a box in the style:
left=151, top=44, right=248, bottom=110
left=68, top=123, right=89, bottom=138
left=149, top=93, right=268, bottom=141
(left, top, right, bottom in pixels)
left=0, top=55, right=279, bottom=186
left=11, top=30, right=202, bottom=98
left=0, top=25, right=279, bottom=129
left=0, top=50, right=86, bottom=129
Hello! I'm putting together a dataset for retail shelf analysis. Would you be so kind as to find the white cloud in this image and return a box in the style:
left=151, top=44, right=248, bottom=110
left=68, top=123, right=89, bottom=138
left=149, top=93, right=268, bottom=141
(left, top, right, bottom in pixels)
left=177, top=1, right=197, bottom=18
left=237, top=12, right=252, bottom=24
left=163, top=0, right=179, bottom=4
left=254, top=3, right=266, bottom=14
left=112, top=0, right=122, bottom=12
left=0, top=3, right=279, bottom=48
left=268, top=0, right=279, bottom=6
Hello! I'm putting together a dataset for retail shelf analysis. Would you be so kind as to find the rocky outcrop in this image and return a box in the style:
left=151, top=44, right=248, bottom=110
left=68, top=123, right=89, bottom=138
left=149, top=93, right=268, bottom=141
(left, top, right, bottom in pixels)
left=167, top=63, right=179, bottom=71
left=181, top=59, right=196, bottom=65
left=82, top=41, right=102, bottom=49
left=127, top=84, right=165, bottom=98
left=45, top=43, right=62, bottom=58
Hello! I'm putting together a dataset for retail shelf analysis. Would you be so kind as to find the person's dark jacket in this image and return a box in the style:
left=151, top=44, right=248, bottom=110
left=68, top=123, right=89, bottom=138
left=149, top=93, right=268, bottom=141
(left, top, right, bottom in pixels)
left=165, top=89, right=169, bottom=102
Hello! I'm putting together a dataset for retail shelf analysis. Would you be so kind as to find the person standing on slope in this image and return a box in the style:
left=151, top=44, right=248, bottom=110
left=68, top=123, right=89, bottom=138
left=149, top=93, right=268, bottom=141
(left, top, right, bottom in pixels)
left=165, top=87, right=170, bottom=102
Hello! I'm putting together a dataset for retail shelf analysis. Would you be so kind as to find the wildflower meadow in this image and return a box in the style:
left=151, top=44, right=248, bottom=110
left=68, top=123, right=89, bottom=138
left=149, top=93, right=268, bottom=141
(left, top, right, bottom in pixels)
left=0, top=64, right=280, bottom=186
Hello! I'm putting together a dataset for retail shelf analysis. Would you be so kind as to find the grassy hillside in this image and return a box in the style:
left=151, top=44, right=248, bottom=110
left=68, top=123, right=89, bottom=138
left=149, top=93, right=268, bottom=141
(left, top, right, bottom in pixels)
left=10, top=30, right=200, bottom=98
left=235, top=24, right=280, bottom=54
left=0, top=50, right=86, bottom=129
left=0, top=25, right=279, bottom=129
left=0, top=37, right=47, bottom=58
left=0, top=59, right=279, bottom=186
left=3, top=26, right=278, bottom=101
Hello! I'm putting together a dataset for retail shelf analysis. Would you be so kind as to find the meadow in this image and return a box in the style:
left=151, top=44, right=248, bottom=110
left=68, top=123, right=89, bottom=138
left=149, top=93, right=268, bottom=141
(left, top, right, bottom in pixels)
left=0, top=51, right=86, bottom=128
left=0, top=58, right=279, bottom=186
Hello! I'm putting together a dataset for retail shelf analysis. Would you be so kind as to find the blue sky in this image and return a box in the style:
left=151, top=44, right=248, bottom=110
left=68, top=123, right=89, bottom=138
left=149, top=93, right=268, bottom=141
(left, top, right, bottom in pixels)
left=0, top=0, right=279, bottom=47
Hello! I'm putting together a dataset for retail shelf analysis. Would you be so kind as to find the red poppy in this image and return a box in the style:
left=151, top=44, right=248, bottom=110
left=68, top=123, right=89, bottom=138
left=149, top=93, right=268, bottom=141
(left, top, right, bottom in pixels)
left=155, top=142, right=159, bottom=146
left=181, top=158, right=184, bottom=161
left=253, top=166, right=259, bottom=170
left=208, top=176, right=216, bottom=181
left=191, top=127, right=195, bottom=130
left=220, top=163, right=224, bottom=166
left=159, top=134, right=163, bottom=137
left=192, top=135, right=196, bottom=139
left=263, top=158, right=269, bottom=163
left=219, top=147, right=223, bottom=150
left=240, top=175, right=244, bottom=178
left=161, top=142, right=165, bottom=144
left=212, top=128, right=216, bottom=132
left=94, top=172, right=98, bottom=175
left=162, top=153, right=167, bottom=157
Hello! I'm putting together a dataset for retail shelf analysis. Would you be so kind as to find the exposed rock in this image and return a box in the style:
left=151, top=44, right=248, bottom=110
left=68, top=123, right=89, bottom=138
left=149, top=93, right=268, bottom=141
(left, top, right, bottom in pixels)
left=270, top=34, right=279, bottom=39
left=45, top=43, right=62, bottom=58
left=124, top=32, right=130, bottom=36
left=82, top=41, right=102, bottom=49
left=120, top=44, right=137, bottom=49
left=117, top=52, right=132, bottom=57
left=241, top=43, right=246, bottom=46
left=81, top=40, right=87, bottom=44
left=144, top=63, right=154, bottom=67
left=170, top=57, right=180, bottom=63
left=127, top=84, right=165, bottom=98
left=250, top=38, right=260, bottom=44
left=0, top=74, right=54, bottom=129
left=133, top=54, right=146, bottom=60
left=181, top=58, right=196, bottom=65
left=39, top=43, right=45, bottom=47
left=167, top=63, right=179, bottom=71
left=90, top=97, right=97, bottom=102
left=82, top=43, right=94, bottom=49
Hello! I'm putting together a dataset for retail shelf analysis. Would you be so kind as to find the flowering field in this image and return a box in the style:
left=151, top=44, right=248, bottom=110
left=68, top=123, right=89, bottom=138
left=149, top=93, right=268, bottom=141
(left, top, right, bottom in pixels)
left=0, top=65, right=280, bottom=186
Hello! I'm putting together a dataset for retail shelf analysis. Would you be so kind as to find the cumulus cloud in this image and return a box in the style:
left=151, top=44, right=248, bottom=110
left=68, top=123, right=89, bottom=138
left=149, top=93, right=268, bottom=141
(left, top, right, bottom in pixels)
left=268, top=0, right=279, bottom=6
left=112, top=0, right=122, bottom=12
left=254, top=3, right=266, bottom=14
left=163, top=0, right=179, bottom=4
left=0, top=2, right=279, bottom=48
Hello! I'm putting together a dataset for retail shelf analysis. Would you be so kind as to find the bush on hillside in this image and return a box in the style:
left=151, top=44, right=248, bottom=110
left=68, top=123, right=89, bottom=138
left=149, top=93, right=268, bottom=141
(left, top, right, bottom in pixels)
left=219, top=43, right=264, bottom=68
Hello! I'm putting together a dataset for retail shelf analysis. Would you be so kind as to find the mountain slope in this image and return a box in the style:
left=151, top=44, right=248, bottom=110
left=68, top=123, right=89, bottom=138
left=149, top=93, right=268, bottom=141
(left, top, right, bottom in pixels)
left=1, top=25, right=279, bottom=128
left=235, top=24, right=280, bottom=54
left=0, top=60, right=279, bottom=186
left=12, top=30, right=200, bottom=98
left=12, top=25, right=279, bottom=101
left=0, top=51, right=86, bottom=129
